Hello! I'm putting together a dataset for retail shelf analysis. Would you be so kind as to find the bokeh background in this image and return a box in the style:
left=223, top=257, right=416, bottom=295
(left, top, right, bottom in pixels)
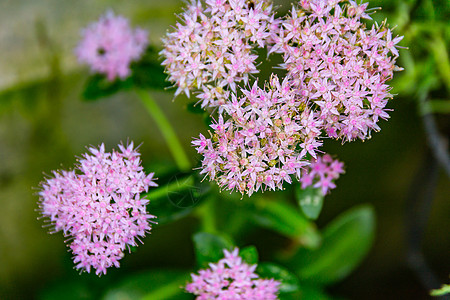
left=0, top=0, right=449, bottom=299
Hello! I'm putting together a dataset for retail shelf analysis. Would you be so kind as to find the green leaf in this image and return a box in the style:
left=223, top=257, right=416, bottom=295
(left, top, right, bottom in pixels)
left=239, top=245, right=259, bottom=265
left=193, top=232, right=234, bottom=268
left=257, top=262, right=300, bottom=294
left=82, top=74, right=133, bottom=101
left=130, top=46, right=170, bottom=91
left=248, top=199, right=321, bottom=249
left=102, top=270, right=191, bottom=300
left=430, top=283, right=450, bottom=296
left=292, top=205, right=375, bottom=285
left=256, top=262, right=335, bottom=300
left=81, top=46, right=169, bottom=101
left=296, top=186, right=325, bottom=220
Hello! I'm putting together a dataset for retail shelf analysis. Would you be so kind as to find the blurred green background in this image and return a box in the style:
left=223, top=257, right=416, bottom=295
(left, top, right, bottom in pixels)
left=0, top=0, right=449, bottom=299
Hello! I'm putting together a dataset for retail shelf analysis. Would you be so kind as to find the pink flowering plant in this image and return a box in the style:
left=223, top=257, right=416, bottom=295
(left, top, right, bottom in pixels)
left=269, top=0, right=403, bottom=142
left=29, top=0, right=446, bottom=298
left=76, top=11, right=149, bottom=81
left=161, top=0, right=276, bottom=108
left=39, top=142, right=157, bottom=275
left=186, top=247, right=281, bottom=299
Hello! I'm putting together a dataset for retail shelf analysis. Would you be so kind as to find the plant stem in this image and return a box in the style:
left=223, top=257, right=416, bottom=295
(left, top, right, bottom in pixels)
left=135, top=88, right=191, bottom=171
left=145, top=175, right=195, bottom=201
left=196, top=196, right=217, bottom=234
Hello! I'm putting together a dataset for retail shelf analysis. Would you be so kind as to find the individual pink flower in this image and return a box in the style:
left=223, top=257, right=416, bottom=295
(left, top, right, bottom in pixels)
left=161, top=0, right=275, bottom=108
left=270, top=0, right=403, bottom=142
left=39, top=142, right=157, bottom=275
left=75, top=11, right=148, bottom=81
left=192, top=75, right=322, bottom=196
left=300, top=154, right=344, bottom=195
left=186, top=248, right=280, bottom=299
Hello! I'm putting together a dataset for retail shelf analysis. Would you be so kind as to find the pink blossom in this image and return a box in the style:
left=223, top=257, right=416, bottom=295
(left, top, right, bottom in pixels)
left=192, top=75, right=322, bottom=196
left=300, top=154, right=344, bottom=195
left=270, top=0, right=403, bottom=142
left=39, top=142, right=157, bottom=275
left=161, top=0, right=275, bottom=108
left=186, top=248, right=280, bottom=299
left=75, top=11, right=148, bottom=81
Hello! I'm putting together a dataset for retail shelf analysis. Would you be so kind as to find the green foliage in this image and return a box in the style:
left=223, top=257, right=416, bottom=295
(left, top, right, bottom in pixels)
left=430, top=283, right=450, bottom=296
left=247, top=198, right=321, bottom=249
left=130, top=46, right=170, bottom=91
left=296, top=185, right=325, bottom=220
left=38, top=271, right=113, bottom=300
left=278, top=287, right=333, bottom=300
left=39, top=280, right=98, bottom=300
left=82, top=74, right=133, bottom=101
left=384, top=0, right=450, bottom=116
left=239, top=245, right=259, bottom=265
left=289, top=205, right=375, bottom=286
left=102, top=270, right=191, bottom=300
left=82, top=46, right=169, bottom=101
left=257, top=262, right=301, bottom=294
left=145, top=172, right=208, bottom=225
left=193, top=232, right=234, bottom=268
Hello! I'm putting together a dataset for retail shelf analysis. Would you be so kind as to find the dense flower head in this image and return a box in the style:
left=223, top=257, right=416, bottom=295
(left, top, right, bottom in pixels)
left=39, top=142, right=157, bottom=275
left=75, top=11, right=148, bottom=81
left=186, top=248, right=280, bottom=299
left=270, top=0, right=403, bottom=142
left=192, top=75, right=324, bottom=196
left=161, top=0, right=275, bottom=108
left=300, top=154, right=344, bottom=195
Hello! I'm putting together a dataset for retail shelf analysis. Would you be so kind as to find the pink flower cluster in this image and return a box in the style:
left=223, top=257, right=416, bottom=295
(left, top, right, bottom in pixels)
left=161, top=0, right=275, bottom=108
left=39, top=143, right=157, bottom=275
left=75, top=11, right=148, bottom=81
left=186, top=248, right=280, bottom=299
left=300, top=154, right=344, bottom=195
left=270, top=0, right=403, bottom=142
left=193, top=75, right=325, bottom=196
left=187, top=0, right=403, bottom=195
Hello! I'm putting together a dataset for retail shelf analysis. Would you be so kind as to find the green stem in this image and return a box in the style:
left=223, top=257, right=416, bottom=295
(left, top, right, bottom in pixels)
left=135, top=88, right=191, bottom=171
left=145, top=175, right=195, bottom=201
left=196, top=196, right=217, bottom=234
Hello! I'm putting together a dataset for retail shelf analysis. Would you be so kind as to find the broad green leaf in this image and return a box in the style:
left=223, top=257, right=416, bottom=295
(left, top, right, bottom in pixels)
left=193, top=232, right=234, bottom=268
left=296, top=186, right=324, bottom=220
left=102, top=270, right=191, bottom=300
left=248, top=199, right=321, bottom=249
left=292, top=205, right=375, bottom=285
left=257, top=262, right=300, bottom=294
left=239, top=245, right=259, bottom=265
